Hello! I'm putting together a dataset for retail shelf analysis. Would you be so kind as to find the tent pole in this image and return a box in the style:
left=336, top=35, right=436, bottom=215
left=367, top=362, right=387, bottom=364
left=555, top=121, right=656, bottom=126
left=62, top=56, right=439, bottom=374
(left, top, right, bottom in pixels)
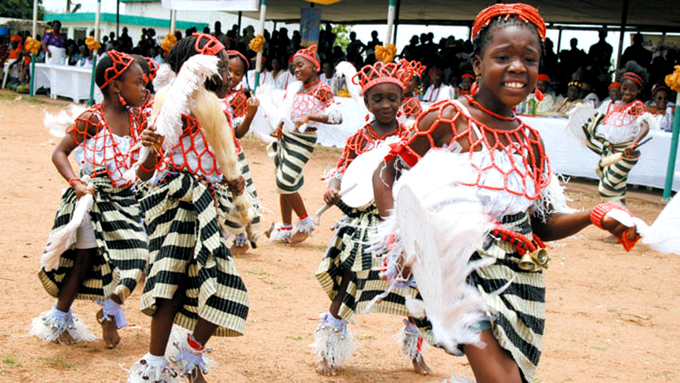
left=663, top=93, right=680, bottom=200
left=253, top=0, right=267, bottom=94
left=89, top=0, right=101, bottom=106
left=238, top=11, right=243, bottom=37
left=116, top=0, right=120, bottom=38
left=386, top=0, right=396, bottom=47
left=170, top=10, right=177, bottom=34
left=616, top=0, right=629, bottom=68
left=557, top=26, right=562, bottom=53
left=393, top=0, right=401, bottom=45
left=30, top=0, right=38, bottom=98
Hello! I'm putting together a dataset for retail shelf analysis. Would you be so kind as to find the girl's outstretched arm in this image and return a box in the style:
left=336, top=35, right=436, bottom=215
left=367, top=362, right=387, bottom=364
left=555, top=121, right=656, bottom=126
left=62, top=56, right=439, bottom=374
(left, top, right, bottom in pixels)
left=532, top=210, right=637, bottom=243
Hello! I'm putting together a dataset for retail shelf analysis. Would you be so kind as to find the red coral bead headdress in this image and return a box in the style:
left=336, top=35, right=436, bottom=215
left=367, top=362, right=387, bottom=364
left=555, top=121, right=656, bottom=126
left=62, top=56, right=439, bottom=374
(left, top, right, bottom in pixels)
left=472, top=3, right=546, bottom=42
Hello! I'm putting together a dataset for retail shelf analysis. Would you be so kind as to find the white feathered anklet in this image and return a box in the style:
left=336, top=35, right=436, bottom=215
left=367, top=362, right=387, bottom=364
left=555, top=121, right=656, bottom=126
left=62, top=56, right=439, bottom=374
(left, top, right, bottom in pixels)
left=31, top=305, right=95, bottom=343
left=313, top=312, right=355, bottom=371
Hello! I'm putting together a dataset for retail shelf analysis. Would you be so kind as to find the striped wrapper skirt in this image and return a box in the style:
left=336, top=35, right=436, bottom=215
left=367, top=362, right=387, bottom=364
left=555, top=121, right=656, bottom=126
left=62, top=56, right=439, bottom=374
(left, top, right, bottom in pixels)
left=274, top=130, right=317, bottom=194
left=139, top=171, right=249, bottom=337
left=38, top=176, right=148, bottom=303
left=220, top=150, right=261, bottom=241
left=582, top=114, right=640, bottom=201
left=316, top=201, right=419, bottom=322
left=415, top=212, right=545, bottom=383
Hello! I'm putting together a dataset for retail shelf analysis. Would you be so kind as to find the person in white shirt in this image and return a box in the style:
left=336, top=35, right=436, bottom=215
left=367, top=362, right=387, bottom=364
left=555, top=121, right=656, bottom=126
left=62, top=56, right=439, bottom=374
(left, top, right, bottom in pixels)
left=242, top=56, right=275, bottom=90
left=276, top=58, right=295, bottom=90
left=319, top=61, right=339, bottom=94
left=421, top=66, right=453, bottom=103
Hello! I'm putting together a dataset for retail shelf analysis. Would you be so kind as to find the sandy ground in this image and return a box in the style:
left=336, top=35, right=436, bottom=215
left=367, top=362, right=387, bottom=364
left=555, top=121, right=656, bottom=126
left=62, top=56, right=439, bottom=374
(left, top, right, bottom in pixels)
left=0, top=91, right=678, bottom=383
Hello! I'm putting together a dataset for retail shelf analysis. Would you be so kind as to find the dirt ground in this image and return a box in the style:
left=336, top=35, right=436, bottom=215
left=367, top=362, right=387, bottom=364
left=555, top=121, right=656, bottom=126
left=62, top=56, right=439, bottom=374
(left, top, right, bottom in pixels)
left=0, top=91, right=678, bottom=383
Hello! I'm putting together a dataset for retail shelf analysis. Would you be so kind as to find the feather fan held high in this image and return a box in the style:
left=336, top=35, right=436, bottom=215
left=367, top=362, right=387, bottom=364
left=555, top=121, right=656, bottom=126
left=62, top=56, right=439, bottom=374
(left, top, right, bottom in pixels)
left=125, top=54, right=255, bottom=225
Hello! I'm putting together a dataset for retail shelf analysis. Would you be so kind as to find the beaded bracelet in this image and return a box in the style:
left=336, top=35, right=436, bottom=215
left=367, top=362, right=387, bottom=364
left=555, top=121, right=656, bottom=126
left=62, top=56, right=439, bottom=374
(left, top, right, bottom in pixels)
left=68, top=177, right=82, bottom=188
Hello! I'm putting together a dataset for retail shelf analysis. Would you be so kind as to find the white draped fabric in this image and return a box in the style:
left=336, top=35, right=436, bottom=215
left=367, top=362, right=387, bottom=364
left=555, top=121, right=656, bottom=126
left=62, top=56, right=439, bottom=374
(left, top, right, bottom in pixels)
left=33, top=63, right=103, bottom=103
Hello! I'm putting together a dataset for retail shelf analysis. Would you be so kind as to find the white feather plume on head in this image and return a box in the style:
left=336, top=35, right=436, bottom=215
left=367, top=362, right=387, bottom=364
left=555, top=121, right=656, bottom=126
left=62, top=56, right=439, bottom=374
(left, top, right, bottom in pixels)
left=152, top=64, right=176, bottom=93
left=43, top=104, right=88, bottom=138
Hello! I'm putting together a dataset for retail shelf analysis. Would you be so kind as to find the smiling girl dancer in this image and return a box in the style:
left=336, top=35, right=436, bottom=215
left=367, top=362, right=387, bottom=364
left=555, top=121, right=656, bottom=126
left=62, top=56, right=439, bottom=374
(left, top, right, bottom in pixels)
left=582, top=62, right=653, bottom=205
left=373, top=4, right=641, bottom=382
left=34, top=51, right=148, bottom=350
left=314, top=60, right=431, bottom=376
left=220, top=49, right=263, bottom=254
left=269, top=45, right=342, bottom=244
left=398, top=59, right=426, bottom=124
left=128, top=34, right=249, bottom=383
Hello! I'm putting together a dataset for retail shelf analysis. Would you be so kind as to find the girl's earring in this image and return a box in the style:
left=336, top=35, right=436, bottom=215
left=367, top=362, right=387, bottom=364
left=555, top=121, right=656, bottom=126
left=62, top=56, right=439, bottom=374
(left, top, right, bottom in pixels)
left=118, top=93, right=127, bottom=107
left=471, top=75, right=480, bottom=95
left=535, top=87, right=544, bottom=102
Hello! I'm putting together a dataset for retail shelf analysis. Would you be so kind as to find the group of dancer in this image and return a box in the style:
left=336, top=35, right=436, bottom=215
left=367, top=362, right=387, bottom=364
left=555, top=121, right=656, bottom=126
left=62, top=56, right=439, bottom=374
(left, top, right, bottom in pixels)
left=33, top=4, right=651, bottom=383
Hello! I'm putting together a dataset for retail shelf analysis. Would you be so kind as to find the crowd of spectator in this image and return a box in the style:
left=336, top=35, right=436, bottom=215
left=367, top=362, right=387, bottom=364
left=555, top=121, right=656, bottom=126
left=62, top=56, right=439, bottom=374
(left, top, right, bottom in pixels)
left=0, top=20, right=676, bottom=129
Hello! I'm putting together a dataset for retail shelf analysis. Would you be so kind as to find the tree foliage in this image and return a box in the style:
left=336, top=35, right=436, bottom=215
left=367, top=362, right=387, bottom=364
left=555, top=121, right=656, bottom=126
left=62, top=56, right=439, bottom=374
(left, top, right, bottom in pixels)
left=0, top=0, right=45, bottom=20
left=332, top=24, right=353, bottom=51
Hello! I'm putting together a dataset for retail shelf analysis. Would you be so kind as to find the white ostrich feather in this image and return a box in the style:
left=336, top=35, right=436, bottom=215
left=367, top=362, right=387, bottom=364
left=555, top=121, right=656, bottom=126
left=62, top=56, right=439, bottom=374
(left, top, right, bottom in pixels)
left=335, top=61, right=363, bottom=99
left=124, top=54, right=220, bottom=182
left=43, top=104, right=88, bottom=138
left=152, top=64, right=176, bottom=91
left=41, top=175, right=93, bottom=272
left=605, top=195, right=680, bottom=255
left=374, top=150, right=499, bottom=355
left=564, top=103, right=596, bottom=145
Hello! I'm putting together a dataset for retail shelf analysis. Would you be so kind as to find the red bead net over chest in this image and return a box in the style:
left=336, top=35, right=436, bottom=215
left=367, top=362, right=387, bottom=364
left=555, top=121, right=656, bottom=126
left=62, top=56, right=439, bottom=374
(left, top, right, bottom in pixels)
left=336, top=122, right=410, bottom=174
left=163, top=114, right=222, bottom=177
left=71, top=104, right=143, bottom=187
left=290, top=82, right=334, bottom=121
left=602, top=100, right=646, bottom=127
left=226, top=90, right=248, bottom=118
left=400, top=101, right=551, bottom=200
left=400, top=97, right=423, bottom=119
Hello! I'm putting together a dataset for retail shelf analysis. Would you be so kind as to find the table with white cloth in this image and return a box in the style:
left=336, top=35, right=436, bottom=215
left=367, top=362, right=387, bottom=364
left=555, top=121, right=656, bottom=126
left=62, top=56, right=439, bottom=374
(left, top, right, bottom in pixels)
left=523, top=115, right=679, bottom=191
left=33, top=63, right=103, bottom=103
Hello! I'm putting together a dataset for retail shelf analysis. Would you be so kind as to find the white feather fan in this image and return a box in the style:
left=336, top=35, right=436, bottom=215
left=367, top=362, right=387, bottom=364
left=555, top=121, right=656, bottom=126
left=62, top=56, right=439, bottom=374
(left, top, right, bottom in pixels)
left=43, top=104, right=88, bottom=138
left=564, top=103, right=595, bottom=145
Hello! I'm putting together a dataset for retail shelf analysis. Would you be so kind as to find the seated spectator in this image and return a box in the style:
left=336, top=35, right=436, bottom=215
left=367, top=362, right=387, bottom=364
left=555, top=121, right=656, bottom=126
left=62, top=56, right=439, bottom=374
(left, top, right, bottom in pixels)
left=242, top=56, right=274, bottom=90
left=422, top=66, right=453, bottom=103
left=598, top=82, right=621, bottom=114
left=459, top=73, right=474, bottom=96
left=647, top=84, right=675, bottom=132
left=319, top=61, right=341, bottom=94
left=535, top=74, right=556, bottom=115
left=276, top=57, right=295, bottom=90
left=548, top=81, right=584, bottom=116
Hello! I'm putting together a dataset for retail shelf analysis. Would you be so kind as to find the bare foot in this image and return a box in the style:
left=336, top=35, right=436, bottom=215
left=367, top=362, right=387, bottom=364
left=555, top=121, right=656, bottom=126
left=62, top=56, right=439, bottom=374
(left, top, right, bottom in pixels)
left=412, top=355, right=432, bottom=375
left=316, top=358, right=338, bottom=376
left=96, top=309, right=120, bottom=349
left=54, top=330, right=74, bottom=345
left=264, top=222, right=275, bottom=239
left=192, top=369, right=208, bottom=383
left=230, top=242, right=250, bottom=255
left=289, top=231, right=309, bottom=244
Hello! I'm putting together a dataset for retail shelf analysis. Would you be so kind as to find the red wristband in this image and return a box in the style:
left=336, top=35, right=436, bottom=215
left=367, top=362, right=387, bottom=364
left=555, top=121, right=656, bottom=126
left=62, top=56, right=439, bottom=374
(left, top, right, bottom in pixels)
left=68, top=177, right=82, bottom=187
left=590, top=202, right=631, bottom=229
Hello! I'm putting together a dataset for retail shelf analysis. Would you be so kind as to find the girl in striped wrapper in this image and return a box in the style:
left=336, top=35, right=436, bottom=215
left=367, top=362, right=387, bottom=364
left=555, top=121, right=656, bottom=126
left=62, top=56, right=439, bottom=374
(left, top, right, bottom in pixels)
left=373, top=4, right=643, bottom=382
left=314, top=60, right=432, bottom=376
left=268, top=45, right=343, bottom=244
left=34, top=50, right=149, bottom=350
left=219, top=50, right=263, bottom=255
left=582, top=61, right=653, bottom=205
left=128, top=34, right=249, bottom=383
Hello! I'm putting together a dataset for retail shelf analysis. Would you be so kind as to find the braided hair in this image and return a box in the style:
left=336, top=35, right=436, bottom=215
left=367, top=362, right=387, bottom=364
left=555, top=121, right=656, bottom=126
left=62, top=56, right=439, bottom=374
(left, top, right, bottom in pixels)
left=166, top=35, right=225, bottom=93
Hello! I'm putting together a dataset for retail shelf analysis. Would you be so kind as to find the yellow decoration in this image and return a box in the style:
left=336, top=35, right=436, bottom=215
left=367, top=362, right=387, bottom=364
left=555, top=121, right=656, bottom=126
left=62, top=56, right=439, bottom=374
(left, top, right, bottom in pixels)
left=375, top=44, right=397, bottom=63
left=249, top=35, right=265, bottom=53
left=305, top=0, right=342, bottom=4
left=85, top=36, right=101, bottom=51
left=24, top=37, right=41, bottom=55
left=665, top=65, right=680, bottom=92
left=161, top=33, right=177, bottom=52
left=337, top=89, right=350, bottom=98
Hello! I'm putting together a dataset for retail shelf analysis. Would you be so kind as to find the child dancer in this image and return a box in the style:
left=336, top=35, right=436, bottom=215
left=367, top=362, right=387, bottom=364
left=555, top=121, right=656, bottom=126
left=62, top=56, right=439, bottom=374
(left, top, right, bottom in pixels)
left=582, top=62, right=653, bottom=204
left=269, top=45, right=342, bottom=244
left=398, top=59, right=426, bottom=123
left=220, top=49, right=263, bottom=254
left=34, top=50, right=149, bottom=349
left=129, top=34, right=249, bottom=383
left=373, top=4, right=640, bottom=382
left=314, top=61, right=430, bottom=376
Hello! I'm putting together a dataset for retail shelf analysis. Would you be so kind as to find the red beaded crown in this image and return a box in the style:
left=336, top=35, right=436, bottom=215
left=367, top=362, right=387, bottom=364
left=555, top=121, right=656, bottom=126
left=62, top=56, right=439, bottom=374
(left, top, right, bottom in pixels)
left=192, top=33, right=225, bottom=56
left=101, top=50, right=135, bottom=90
left=293, top=44, right=320, bottom=71
left=353, top=61, right=409, bottom=94
left=399, top=59, right=427, bottom=79
left=472, top=3, right=546, bottom=41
